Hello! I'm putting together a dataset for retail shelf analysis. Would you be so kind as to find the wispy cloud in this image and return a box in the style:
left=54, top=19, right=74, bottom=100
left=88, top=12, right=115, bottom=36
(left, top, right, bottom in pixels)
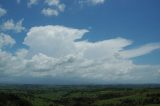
left=79, top=0, right=106, bottom=6
left=119, top=43, right=160, bottom=58
left=17, top=0, right=21, bottom=4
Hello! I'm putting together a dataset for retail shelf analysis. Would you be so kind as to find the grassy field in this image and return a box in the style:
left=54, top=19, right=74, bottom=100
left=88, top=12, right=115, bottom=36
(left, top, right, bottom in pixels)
left=0, top=84, right=160, bottom=106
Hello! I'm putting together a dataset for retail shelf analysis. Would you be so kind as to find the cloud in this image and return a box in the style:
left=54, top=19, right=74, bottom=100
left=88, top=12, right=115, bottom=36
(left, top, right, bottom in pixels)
left=0, top=25, right=160, bottom=84
left=88, top=0, right=106, bottom=5
left=44, top=0, right=60, bottom=6
left=27, top=0, right=65, bottom=17
left=41, top=8, right=59, bottom=16
left=23, top=25, right=88, bottom=57
left=42, top=0, right=65, bottom=17
left=27, top=0, right=39, bottom=7
left=0, top=33, right=19, bottom=77
left=0, top=50, right=27, bottom=77
left=119, top=43, right=160, bottom=58
left=22, top=25, right=160, bottom=83
left=17, top=0, right=21, bottom=4
left=79, top=0, right=106, bottom=6
left=1, top=19, right=25, bottom=33
left=0, top=33, right=15, bottom=49
left=44, top=0, right=65, bottom=11
left=0, top=34, right=26, bottom=78
left=0, top=7, right=7, bottom=17
left=58, top=4, right=65, bottom=12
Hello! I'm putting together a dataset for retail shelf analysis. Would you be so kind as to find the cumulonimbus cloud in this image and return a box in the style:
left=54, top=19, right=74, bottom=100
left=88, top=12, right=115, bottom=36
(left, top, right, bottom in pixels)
left=0, top=25, right=160, bottom=84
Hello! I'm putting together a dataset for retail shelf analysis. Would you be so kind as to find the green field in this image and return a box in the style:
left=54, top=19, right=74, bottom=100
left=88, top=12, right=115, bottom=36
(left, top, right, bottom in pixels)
left=0, top=84, right=160, bottom=106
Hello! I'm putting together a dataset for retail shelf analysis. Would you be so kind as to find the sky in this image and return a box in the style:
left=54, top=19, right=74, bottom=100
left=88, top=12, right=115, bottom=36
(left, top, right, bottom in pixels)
left=0, top=0, right=160, bottom=84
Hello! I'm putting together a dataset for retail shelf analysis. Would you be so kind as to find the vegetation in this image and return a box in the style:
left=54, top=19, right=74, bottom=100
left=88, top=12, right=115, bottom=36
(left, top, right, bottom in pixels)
left=0, top=84, right=160, bottom=106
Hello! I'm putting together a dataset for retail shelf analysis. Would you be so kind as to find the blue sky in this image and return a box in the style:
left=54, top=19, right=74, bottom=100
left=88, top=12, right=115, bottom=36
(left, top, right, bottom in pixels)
left=0, top=0, right=160, bottom=84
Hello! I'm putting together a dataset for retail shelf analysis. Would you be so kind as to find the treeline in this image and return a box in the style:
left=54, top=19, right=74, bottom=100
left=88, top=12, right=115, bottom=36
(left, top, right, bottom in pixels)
left=0, top=87, right=160, bottom=106
left=48, top=90, right=160, bottom=106
left=0, top=92, right=32, bottom=106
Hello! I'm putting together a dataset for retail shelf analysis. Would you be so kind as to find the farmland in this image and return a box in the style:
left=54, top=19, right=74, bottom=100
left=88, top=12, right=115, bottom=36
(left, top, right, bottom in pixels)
left=0, top=84, right=160, bottom=106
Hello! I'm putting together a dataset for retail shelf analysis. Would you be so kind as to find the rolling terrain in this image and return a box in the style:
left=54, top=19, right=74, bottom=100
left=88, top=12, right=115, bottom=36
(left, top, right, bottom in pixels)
left=0, top=84, right=160, bottom=106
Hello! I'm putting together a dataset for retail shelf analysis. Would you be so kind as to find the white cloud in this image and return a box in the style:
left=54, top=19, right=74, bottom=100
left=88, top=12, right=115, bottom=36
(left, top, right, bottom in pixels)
left=0, top=50, right=27, bottom=77
left=0, top=7, right=7, bottom=17
left=58, top=4, right=65, bottom=12
left=43, top=0, right=65, bottom=17
left=88, top=0, right=105, bottom=5
left=27, top=0, right=39, bottom=7
left=0, top=33, right=15, bottom=49
left=41, top=8, right=59, bottom=16
left=0, top=33, right=20, bottom=77
left=45, top=0, right=60, bottom=6
left=27, top=0, right=65, bottom=17
left=0, top=25, right=160, bottom=84
left=23, top=25, right=160, bottom=83
left=24, top=25, right=88, bottom=57
left=1, top=19, right=25, bottom=33
left=79, top=37, right=132, bottom=60
left=119, top=43, right=160, bottom=58
left=16, top=49, right=28, bottom=59
left=79, top=0, right=106, bottom=6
